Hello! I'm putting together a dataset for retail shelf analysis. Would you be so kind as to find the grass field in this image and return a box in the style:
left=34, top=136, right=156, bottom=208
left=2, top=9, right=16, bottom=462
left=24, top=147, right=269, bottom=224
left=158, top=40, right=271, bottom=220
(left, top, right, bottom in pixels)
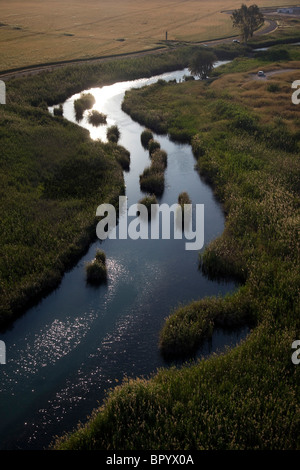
left=0, top=0, right=299, bottom=71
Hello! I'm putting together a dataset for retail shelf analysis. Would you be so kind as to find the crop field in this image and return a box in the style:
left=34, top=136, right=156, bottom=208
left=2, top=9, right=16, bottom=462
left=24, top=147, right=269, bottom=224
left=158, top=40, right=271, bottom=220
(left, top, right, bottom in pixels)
left=0, top=0, right=298, bottom=71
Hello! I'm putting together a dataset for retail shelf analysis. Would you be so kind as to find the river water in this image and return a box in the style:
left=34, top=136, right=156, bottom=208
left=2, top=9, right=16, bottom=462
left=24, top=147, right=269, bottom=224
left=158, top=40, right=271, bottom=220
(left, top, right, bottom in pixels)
left=0, top=65, right=248, bottom=449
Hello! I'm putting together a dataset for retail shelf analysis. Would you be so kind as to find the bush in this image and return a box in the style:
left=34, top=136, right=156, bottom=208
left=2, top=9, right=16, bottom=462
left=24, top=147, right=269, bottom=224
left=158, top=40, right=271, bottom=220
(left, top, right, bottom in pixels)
left=95, top=250, right=106, bottom=264
left=189, top=49, right=217, bottom=79
left=267, top=83, right=280, bottom=93
left=53, top=104, right=63, bottom=116
left=263, top=47, right=290, bottom=62
left=141, top=129, right=154, bottom=148
left=88, top=110, right=107, bottom=126
left=140, top=171, right=165, bottom=196
left=74, top=93, right=95, bottom=120
left=191, top=134, right=207, bottom=157
left=148, top=139, right=161, bottom=156
left=232, top=110, right=258, bottom=134
left=184, top=75, right=195, bottom=81
left=138, top=194, right=158, bottom=218
left=178, top=192, right=191, bottom=206
left=151, top=149, right=168, bottom=169
left=115, top=146, right=130, bottom=171
left=107, top=125, right=120, bottom=143
left=86, top=250, right=107, bottom=285
left=159, top=301, right=214, bottom=359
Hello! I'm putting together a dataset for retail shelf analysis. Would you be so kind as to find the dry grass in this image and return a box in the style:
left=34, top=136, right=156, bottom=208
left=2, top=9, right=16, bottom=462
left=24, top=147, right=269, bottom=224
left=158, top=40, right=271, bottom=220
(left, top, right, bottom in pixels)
left=211, top=64, right=300, bottom=130
left=0, top=0, right=298, bottom=71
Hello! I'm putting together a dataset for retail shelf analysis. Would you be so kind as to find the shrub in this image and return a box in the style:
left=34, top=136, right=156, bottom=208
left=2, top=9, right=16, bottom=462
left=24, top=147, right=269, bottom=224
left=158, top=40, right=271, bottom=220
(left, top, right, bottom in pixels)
left=86, top=250, right=107, bottom=284
left=95, top=250, right=106, bottom=264
left=188, top=49, right=217, bottom=79
left=140, top=171, right=165, bottom=196
left=141, top=129, right=154, bottom=148
left=263, top=47, right=290, bottom=62
left=157, top=79, right=167, bottom=86
left=159, top=301, right=214, bottom=359
left=151, top=149, right=168, bottom=169
left=191, top=134, right=207, bottom=157
left=53, top=104, right=63, bottom=116
left=88, top=110, right=107, bottom=126
left=232, top=110, right=258, bottom=134
left=184, top=75, right=195, bottom=81
left=74, top=93, right=95, bottom=120
left=267, top=83, right=280, bottom=93
left=107, top=125, right=120, bottom=143
left=138, top=194, right=158, bottom=218
left=178, top=192, right=191, bottom=206
left=115, top=146, right=130, bottom=171
left=148, top=139, right=161, bottom=156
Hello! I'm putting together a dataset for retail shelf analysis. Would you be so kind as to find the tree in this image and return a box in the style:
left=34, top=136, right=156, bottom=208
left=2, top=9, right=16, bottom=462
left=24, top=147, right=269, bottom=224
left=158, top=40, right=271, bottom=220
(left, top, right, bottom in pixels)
left=188, top=49, right=217, bottom=80
left=231, top=4, right=264, bottom=43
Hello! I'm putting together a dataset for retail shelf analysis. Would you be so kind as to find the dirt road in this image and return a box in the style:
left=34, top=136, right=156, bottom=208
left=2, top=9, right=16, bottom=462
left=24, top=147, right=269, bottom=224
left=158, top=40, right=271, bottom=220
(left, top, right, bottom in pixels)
left=250, top=68, right=297, bottom=80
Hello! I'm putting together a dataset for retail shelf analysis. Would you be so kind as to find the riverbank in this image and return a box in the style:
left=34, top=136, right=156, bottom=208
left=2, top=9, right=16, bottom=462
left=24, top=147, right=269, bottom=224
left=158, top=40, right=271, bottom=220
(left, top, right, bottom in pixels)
left=0, top=105, right=125, bottom=327
left=1, top=45, right=243, bottom=328
left=54, top=46, right=300, bottom=449
left=1, top=47, right=204, bottom=327
left=121, top=45, right=300, bottom=358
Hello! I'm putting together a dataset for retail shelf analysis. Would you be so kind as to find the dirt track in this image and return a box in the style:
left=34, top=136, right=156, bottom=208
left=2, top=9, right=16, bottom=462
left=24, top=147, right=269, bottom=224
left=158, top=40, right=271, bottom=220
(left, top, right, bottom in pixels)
left=250, top=68, right=297, bottom=80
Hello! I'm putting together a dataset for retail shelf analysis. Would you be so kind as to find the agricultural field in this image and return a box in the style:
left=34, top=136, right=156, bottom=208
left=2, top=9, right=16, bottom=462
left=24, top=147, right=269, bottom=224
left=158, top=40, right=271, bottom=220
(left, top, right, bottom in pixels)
left=0, top=0, right=298, bottom=71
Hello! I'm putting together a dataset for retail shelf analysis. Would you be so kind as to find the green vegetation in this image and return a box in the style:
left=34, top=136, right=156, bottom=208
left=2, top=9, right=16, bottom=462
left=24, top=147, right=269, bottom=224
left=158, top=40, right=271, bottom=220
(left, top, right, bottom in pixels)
left=53, top=104, right=63, bottom=117
left=139, top=168, right=165, bottom=196
left=231, top=4, right=264, bottom=43
left=7, top=46, right=204, bottom=108
left=138, top=194, right=158, bottom=219
left=151, top=149, right=168, bottom=169
left=55, top=46, right=300, bottom=450
left=140, top=129, right=154, bottom=148
left=55, top=319, right=299, bottom=450
left=212, top=43, right=300, bottom=76
left=159, top=292, right=254, bottom=359
left=140, top=144, right=168, bottom=196
left=0, top=104, right=124, bottom=326
left=107, top=125, right=120, bottom=143
left=189, top=49, right=217, bottom=79
left=248, top=16, right=300, bottom=48
left=2, top=46, right=208, bottom=326
left=178, top=191, right=191, bottom=207
left=111, top=144, right=131, bottom=171
left=148, top=139, right=161, bottom=156
left=88, top=110, right=107, bottom=126
left=177, top=192, right=192, bottom=229
left=267, top=82, right=281, bottom=93
left=86, top=250, right=107, bottom=284
left=74, top=93, right=96, bottom=120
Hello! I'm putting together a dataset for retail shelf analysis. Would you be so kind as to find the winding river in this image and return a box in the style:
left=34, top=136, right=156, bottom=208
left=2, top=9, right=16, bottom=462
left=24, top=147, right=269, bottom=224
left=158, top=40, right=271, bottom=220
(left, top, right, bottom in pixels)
left=0, top=64, right=248, bottom=450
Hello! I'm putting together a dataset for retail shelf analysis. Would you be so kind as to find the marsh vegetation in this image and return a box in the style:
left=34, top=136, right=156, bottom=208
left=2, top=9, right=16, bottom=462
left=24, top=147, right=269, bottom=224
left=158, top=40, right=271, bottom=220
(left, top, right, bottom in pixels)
left=74, top=93, right=96, bottom=120
left=86, top=250, right=107, bottom=284
left=55, top=44, right=300, bottom=450
left=87, top=110, right=107, bottom=126
left=106, top=125, right=120, bottom=143
left=139, top=141, right=168, bottom=196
